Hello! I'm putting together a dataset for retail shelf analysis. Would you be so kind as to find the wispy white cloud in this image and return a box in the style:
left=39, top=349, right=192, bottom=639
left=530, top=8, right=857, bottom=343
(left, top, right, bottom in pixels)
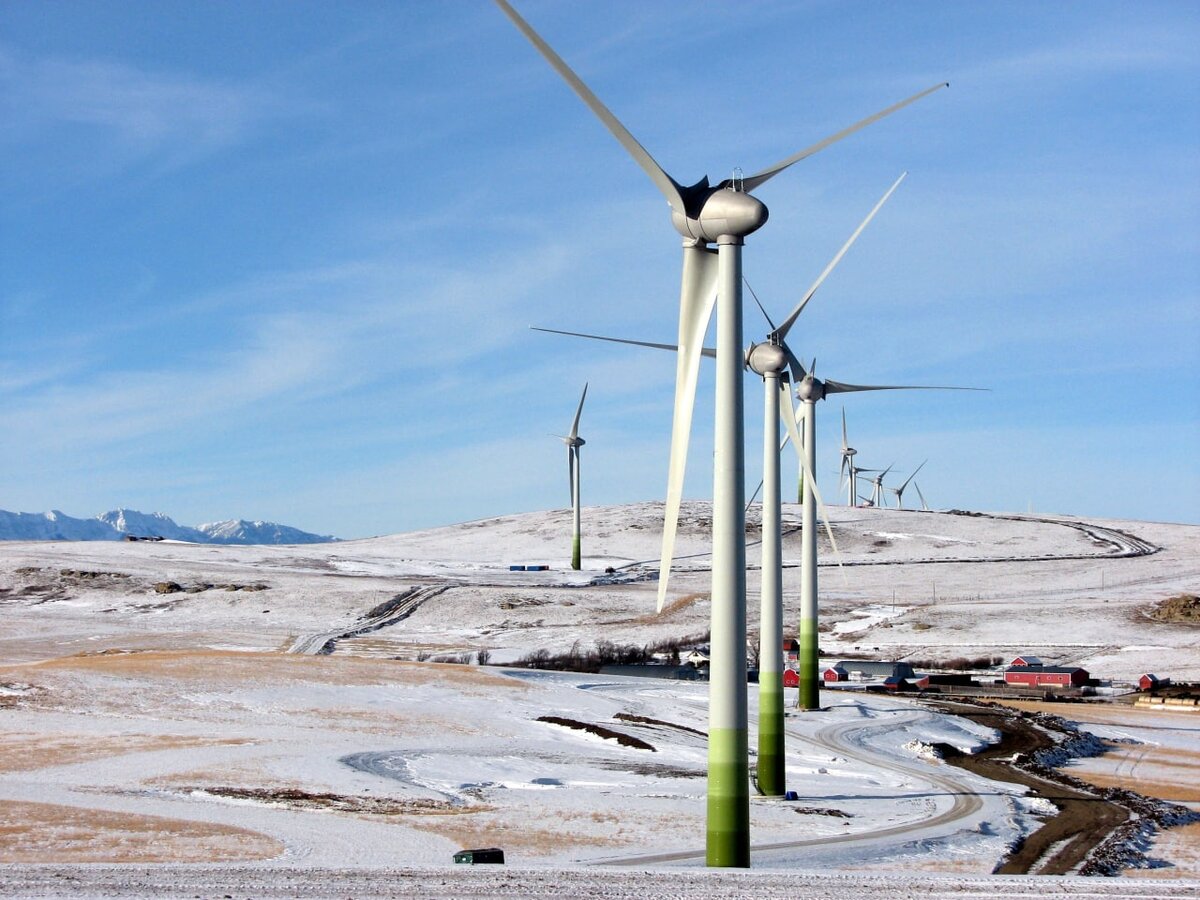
left=0, top=45, right=286, bottom=179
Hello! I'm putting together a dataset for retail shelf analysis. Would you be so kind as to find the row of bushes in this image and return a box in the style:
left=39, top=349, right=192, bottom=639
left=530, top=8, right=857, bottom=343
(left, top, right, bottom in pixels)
left=510, top=633, right=710, bottom=674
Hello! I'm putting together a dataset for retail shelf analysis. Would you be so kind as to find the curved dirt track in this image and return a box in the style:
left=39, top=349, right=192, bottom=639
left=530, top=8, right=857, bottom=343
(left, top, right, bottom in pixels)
left=597, top=702, right=985, bottom=867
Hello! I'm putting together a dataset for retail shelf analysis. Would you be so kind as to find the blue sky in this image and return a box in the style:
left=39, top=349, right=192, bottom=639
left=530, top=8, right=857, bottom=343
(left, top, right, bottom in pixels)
left=1, top=1, right=1197, bottom=538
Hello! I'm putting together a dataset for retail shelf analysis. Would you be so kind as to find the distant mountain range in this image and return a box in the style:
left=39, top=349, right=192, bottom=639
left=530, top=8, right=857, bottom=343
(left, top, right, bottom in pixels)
left=0, top=508, right=336, bottom=545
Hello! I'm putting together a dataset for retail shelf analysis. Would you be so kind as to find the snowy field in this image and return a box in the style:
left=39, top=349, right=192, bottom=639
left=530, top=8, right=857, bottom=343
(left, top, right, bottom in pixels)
left=1, top=504, right=1197, bottom=895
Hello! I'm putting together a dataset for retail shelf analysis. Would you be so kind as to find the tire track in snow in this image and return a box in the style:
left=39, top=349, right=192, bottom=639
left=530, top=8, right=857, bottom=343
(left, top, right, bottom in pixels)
left=287, top=585, right=448, bottom=655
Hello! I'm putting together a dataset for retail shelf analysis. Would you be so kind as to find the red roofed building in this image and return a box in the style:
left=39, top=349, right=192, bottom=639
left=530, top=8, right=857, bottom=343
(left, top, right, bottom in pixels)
left=1139, top=673, right=1170, bottom=691
left=1005, top=665, right=1088, bottom=687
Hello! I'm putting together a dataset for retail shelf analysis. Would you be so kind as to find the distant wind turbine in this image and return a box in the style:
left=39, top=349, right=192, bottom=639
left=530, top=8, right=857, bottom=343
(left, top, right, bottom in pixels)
left=866, top=464, right=895, bottom=508
left=914, top=482, right=931, bottom=512
left=556, top=384, right=588, bottom=570
left=886, top=460, right=927, bottom=509
left=839, top=409, right=860, bottom=507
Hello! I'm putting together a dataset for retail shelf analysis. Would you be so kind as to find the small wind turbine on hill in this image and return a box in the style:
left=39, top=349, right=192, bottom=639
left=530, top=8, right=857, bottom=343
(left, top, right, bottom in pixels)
left=556, top=384, right=588, bottom=570
left=865, top=464, right=894, bottom=508
left=840, top=410, right=860, bottom=507
left=496, top=0, right=946, bottom=866
left=887, top=460, right=927, bottom=509
left=915, top=482, right=932, bottom=511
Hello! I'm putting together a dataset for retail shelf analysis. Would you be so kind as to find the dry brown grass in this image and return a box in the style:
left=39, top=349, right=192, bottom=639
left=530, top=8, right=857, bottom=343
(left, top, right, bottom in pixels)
left=15, top=649, right=523, bottom=691
left=1069, top=766, right=1200, bottom=804
left=629, top=592, right=706, bottom=625
left=417, top=811, right=631, bottom=856
left=0, top=734, right=252, bottom=774
left=0, top=799, right=282, bottom=863
left=1122, top=822, right=1200, bottom=879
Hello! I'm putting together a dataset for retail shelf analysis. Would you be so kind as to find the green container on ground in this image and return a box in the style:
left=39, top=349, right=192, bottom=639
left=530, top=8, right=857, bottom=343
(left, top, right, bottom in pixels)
left=453, top=847, right=505, bottom=865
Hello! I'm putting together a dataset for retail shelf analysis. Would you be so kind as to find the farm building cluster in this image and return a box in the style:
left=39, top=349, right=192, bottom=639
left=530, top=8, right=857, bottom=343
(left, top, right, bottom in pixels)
left=622, top=641, right=1175, bottom=699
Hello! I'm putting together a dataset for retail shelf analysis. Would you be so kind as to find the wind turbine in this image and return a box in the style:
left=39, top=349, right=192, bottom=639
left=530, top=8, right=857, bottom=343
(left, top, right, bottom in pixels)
left=839, top=409, right=859, bottom=507
left=914, top=481, right=932, bottom=511
left=886, top=460, right=927, bottom=509
left=557, top=384, right=588, bottom=570
left=866, top=464, right=894, bottom=508
left=496, top=0, right=947, bottom=867
left=535, top=173, right=916, bottom=792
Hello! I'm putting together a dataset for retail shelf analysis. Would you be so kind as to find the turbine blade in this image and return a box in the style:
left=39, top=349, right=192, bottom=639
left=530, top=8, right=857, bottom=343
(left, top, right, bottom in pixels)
left=841, top=407, right=849, bottom=450
left=898, top=458, right=927, bottom=491
left=823, top=379, right=989, bottom=394
left=530, top=326, right=716, bottom=358
left=746, top=479, right=763, bottom=511
left=914, top=482, right=929, bottom=511
left=657, top=245, right=719, bottom=612
left=775, top=173, right=906, bottom=340
left=494, top=0, right=687, bottom=216
left=781, top=345, right=808, bottom=388
left=743, top=279, right=777, bottom=332
left=742, top=83, right=948, bottom=191
left=568, top=382, right=588, bottom=440
left=778, top=381, right=805, bottom=467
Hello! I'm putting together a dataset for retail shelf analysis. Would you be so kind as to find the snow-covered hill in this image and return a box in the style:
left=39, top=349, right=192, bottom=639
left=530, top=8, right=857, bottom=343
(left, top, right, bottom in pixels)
left=1, top=502, right=1197, bottom=885
left=0, top=507, right=335, bottom=545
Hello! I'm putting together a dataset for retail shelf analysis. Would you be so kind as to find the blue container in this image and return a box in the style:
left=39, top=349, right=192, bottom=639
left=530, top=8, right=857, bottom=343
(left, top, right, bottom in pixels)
left=509, top=565, right=526, bottom=571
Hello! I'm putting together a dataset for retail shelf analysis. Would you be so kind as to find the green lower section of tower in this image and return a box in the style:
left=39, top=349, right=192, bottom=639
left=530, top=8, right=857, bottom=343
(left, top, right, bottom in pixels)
left=571, top=536, right=580, bottom=571
left=756, top=681, right=785, bottom=796
left=798, top=618, right=819, bottom=710
left=706, top=726, right=750, bottom=867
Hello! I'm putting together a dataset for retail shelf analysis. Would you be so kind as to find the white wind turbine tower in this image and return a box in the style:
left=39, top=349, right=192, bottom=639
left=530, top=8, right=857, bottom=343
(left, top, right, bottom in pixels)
left=556, top=384, right=588, bottom=570
left=496, top=0, right=946, bottom=867
left=886, top=459, right=927, bottom=509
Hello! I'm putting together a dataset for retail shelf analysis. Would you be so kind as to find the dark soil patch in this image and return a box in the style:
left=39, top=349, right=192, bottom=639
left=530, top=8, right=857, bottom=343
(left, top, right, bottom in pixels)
left=794, top=806, right=852, bottom=818
left=536, top=716, right=656, bottom=751
left=182, top=787, right=477, bottom=816
left=613, top=712, right=706, bottom=738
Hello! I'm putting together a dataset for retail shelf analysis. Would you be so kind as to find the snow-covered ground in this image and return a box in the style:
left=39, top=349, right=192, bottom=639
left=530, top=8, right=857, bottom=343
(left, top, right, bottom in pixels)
left=0, top=504, right=1197, bottom=894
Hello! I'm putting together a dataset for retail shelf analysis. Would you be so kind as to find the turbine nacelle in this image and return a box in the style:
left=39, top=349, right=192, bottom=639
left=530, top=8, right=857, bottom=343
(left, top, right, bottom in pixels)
left=671, top=183, right=769, bottom=244
left=796, top=375, right=827, bottom=403
left=745, top=341, right=788, bottom=377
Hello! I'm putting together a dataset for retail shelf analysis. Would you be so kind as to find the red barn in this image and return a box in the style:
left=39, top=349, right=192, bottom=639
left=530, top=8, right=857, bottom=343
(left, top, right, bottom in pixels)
left=1009, top=655, right=1043, bottom=668
left=1139, top=673, right=1170, bottom=691
left=783, top=669, right=800, bottom=688
left=822, top=665, right=849, bottom=682
left=782, top=639, right=799, bottom=664
left=1005, top=665, right=1088, bottom=687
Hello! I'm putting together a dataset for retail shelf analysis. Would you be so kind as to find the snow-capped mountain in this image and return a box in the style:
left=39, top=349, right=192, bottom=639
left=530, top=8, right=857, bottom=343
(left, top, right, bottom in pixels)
left=195, top=519, right=335, bottom=545
left=0, top=508, right=335, bottom=544
left=97, top=509, right=206, bottom=542
left=0, top=510, right=116, bottom=542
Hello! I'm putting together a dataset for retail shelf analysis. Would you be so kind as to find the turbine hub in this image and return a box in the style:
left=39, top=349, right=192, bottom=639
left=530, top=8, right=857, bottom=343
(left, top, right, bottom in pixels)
left=671, top=186, right=768, bottom=243
left=796, top=376, right=826, bottom=403
left=745, top=341, right=787, bottom=376
left=566, top=437, right=585, bottom=448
